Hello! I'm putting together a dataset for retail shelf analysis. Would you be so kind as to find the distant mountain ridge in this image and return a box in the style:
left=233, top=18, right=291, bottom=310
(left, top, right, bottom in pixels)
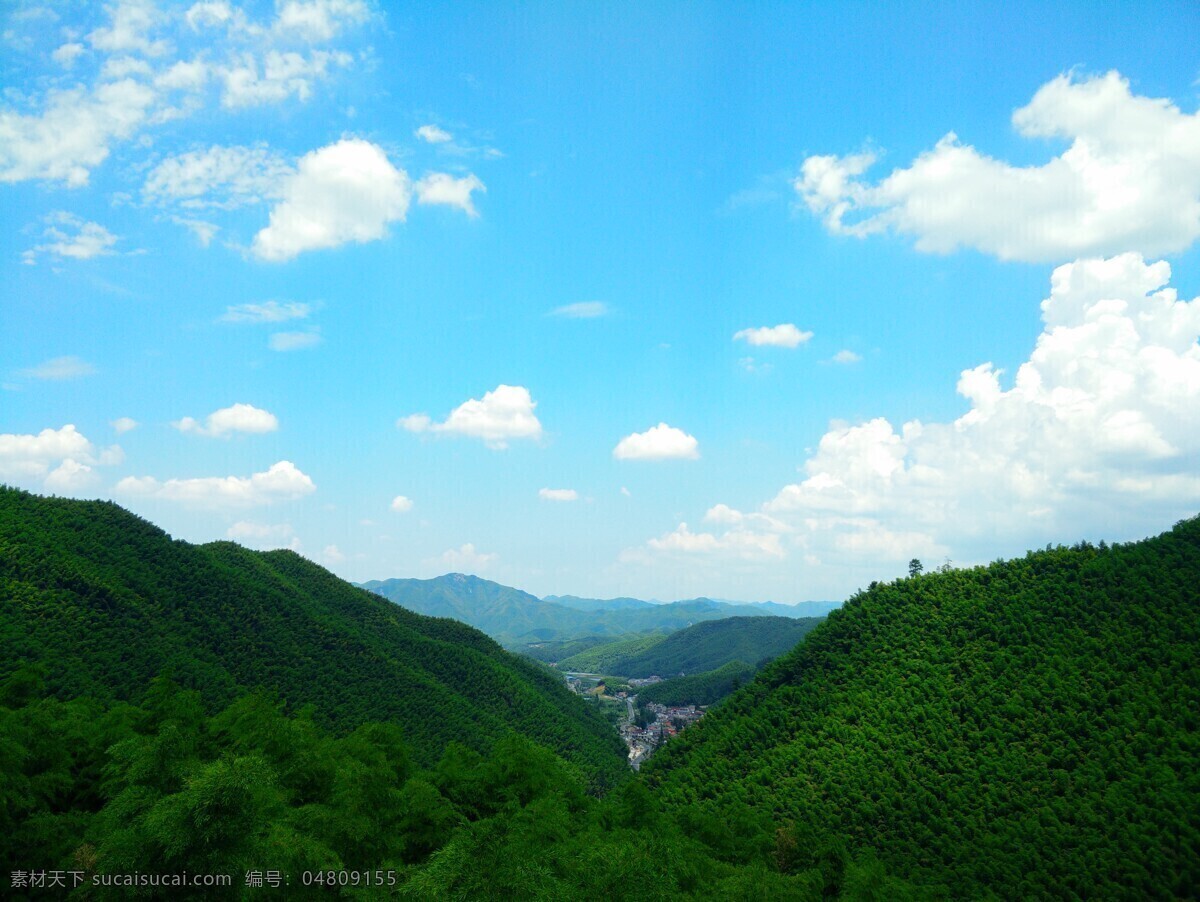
left=360, top=573, right=830, bottom=645
left=559, top=616, right=824, bottom=677
left=545, top=593, right=840, bottom=618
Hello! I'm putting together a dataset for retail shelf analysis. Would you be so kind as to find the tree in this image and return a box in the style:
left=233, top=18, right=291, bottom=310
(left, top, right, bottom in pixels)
left=908, top=559, right=923, bottom=578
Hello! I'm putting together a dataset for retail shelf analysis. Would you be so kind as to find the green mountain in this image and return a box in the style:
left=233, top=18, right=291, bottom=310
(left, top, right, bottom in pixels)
left=636, top=661, right=757, bottom=708
left=361, top=574, right=807, bottom=645
left=565, top=616, right=824, bottom=678
left=556, top=633, right=668, bottom=673
left=0, top=487, right=627, bottom=788
left=644, top=519, right=1200, bottom=898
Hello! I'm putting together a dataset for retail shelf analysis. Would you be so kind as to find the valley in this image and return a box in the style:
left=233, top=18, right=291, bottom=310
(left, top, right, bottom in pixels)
left=2, top=487, right=1198, bottom=898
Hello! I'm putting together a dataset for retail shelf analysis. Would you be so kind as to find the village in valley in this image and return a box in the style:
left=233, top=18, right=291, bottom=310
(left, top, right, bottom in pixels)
left=562, top=673, right=706, bottom=769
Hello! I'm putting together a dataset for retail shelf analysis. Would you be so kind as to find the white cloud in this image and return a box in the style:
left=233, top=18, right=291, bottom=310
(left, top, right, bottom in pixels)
left=18, top=356, right=96, bottom=380
left=0, top=425, right=95, bottom=480
left=220, top=300, right=311, bottom=323
left=88, top=0, right=171, bottom=57
left=52, top=42, right=86, bottom=68
left=390, top=494, right=414, bottom=513
left=613, top=423, right=699, bottom=461
left=44, top=458, right=98, bottom=492
left=0, top=0, right=371, bottom=189
left=733, top=323, right=812, bottom=348
left=112, top=416, right=139, bottom=434
left=633, top=254, right=1200, bottom=593
left=414, top=172, right=485, bottom=217
left=173, top=402, right=279, bottom=437
left=797, top=71, right=1200, bottom=262
left=415, top=124, right=452, bottom=144
left=401, top=385, right=543, bottom=450
left=639, top=521, right=785, bottom=561
left=252, top=139, right=410, bottom=261
left=186, top=1, right=242, bottom=31
left=0, top=424, right=122, bottom=489
left=832, top=349, right=861, bottom=364
left=154, top=58, right=210, bottom=91
left=549, top=301, right=609, bottom=319
left=144, top=144, right=292, bottom=208
left=116, top=459, right=316, bottom=507
left=172, top=217, right=218, bottom=245
left=24, top=212, right=119, bottom=263
left=273, top=0, right=371, bottom=42
left=0, top=78, right=156, bottom=186
left=217, top=49, right=351, bottom=108
left=321, top=543, right=346, bottom=564
left=539, top=488, right=578, bottom=502
left=226, top=520, right=300, bottom=551
left=436, top=543, right=498, bottom=573
left=269, top=329, right=322, bottom=351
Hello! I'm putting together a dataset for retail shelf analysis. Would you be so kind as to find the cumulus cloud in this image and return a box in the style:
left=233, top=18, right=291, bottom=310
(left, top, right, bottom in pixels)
left=18, top=356, right=96, bottom=380
left=436, top=542, right=498, bottom=572
left=549, top=301, right=609, bottom=319
left=23, top=212, right=119, bottom=263
left=273, top=0, right=371, bottom=42
left=539, top=488, right=578, bottom=502
left=401, top=385, right=543, bottom=450
left=173, top=402, right=279, bottom=437
left=0, top=424, right=121, bottom=490
left=613, top=423, right=699, bottom=461
left=0, top=78, right=157, bottom=186
left=144, top=144, right=292, bottom=208
left=226, top=520, right=300, bottom=550
left=733, top=323, right=812, bottom=348
left=116, top=459, right=315, bottom=507
left=414, top=172, right=485, bottom=217
left=220, top=300, right=312, bottom=323
left=218, top=48, right=351, bottom=108
left=52, top=43, right=86, bottom=68
left=640, top=521, right=786, bottom=561
left=630, top=254, right=1200, bottom=591
left=797, top=71, right=1200, bottom=262
left=88, top=0, right=171, bottom=57
left=269, top=329, right=322, bottom=351
left=390, top=494, right=414, bottom=513
left=0, top=1, right=371, bottom=188
left=111, top=417, right=139, bottom=434
left=251, top=139, right=410, bottom=261
left=831, top=349, right=862, bottom=364
left=415, top=124, right=452, bottom=144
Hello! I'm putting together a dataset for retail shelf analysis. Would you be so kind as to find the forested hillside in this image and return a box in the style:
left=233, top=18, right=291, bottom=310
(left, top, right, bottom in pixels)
left=645, top=519, right=1200, bottom=898
left=636, top=661, right=757, bottom=708
left=0, top=488, right=627, bottom=788
left=569, top=616, right=823, bottom=678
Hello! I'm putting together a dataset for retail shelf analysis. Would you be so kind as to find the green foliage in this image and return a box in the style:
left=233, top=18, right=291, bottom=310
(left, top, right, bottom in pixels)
left=0, top=486, right=628, bottom=790
left=646, top=519, right=1200, bottom=898
left=557, top=633, right=668, bottom=672
left=637, top=660, right=756, bottom=708
left=570, top=616, right=822, bottom=679
left=2, top=674, right=924, bottom=899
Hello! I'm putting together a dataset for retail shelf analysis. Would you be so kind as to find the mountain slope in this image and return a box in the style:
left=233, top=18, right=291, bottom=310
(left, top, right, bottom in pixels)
left=361, top=574, right=803, bottom=644
left=644, top=520, right=1200, bottom=897
left=567, top=616, right=824, bottom=678
left=0, top=488, right=627, bottom=788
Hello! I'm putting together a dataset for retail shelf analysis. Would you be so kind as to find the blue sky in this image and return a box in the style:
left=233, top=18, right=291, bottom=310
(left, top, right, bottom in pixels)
left=3, top=0, right=1200, bottom=602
